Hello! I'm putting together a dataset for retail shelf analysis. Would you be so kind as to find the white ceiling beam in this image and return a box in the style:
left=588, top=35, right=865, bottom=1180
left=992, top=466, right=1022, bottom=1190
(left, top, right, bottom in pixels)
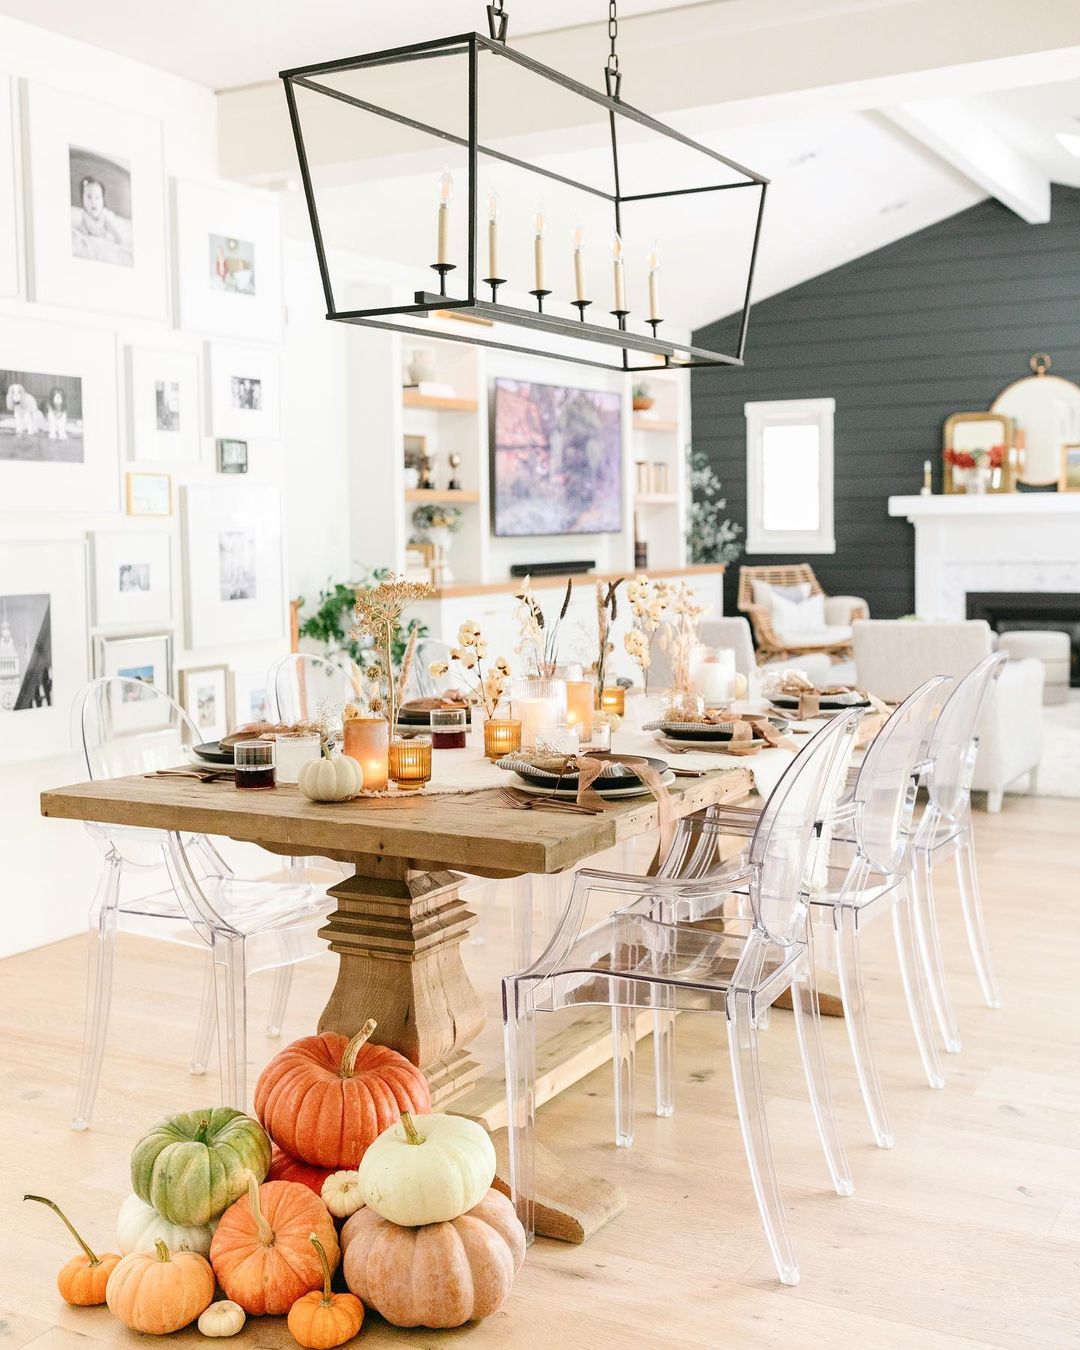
left=883, top=99, right=1050, bottom=223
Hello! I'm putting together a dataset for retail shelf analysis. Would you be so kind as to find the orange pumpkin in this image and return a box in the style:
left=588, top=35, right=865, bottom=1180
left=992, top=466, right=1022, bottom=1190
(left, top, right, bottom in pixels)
left=210, top=1172, right=339, bottom=1316
left=24, top=1194, right=121, bottom=1307
left=106, top=1240, right=215, bottom=1334
left=269, top=1145, right=334, bottom=1195
left=342, top=1188, right=525, bottom=1328
left=287, top=1233, right=364, bottom=1349
left=255, top=1017, right=431, bottom=1169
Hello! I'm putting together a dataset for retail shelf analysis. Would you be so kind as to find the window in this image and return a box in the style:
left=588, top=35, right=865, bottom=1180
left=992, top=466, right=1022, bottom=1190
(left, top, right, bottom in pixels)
left=745, top=397, right=835, bottom=554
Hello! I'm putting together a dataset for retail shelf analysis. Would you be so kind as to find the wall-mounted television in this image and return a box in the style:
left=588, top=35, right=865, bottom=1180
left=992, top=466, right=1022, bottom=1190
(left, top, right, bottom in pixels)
left=491, top=377, right=623, bottom=537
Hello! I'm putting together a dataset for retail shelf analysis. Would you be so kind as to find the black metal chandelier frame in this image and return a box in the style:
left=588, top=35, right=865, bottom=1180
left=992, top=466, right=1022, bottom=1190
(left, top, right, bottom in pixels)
left=281, top=16, right=769, bottom=372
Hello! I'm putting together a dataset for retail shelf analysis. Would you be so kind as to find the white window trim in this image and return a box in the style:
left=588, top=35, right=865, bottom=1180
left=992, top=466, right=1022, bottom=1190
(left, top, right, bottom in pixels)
left=744, top=396, right=836, bottom=555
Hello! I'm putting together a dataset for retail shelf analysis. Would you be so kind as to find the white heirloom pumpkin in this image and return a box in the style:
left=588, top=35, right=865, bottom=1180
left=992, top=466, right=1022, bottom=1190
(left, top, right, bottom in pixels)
left=298, top=752, right=363, bottom=802
left=358, top=1112, right=496, bottom=1226
left=321, top=1169, right=365, bottom=1219
left=116, top=1193, right=215, bottom=1256
left=197, top=1300, right=246, bottom=1337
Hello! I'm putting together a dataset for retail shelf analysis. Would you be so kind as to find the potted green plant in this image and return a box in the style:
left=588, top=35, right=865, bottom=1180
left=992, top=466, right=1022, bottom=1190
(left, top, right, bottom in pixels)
left=632, top=381, right=655, bottom=412
left=412, top=504, right=463, bottom=582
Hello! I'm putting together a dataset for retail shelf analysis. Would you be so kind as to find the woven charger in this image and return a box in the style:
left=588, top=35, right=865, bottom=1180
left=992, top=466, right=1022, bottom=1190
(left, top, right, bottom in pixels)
left=495, top=753, right=656, bottom=781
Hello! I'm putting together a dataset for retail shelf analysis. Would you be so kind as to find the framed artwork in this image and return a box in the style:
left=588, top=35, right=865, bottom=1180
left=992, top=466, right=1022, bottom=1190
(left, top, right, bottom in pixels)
left=0, top=316, right=119, bottom=514
left=208, top=342, right=280, bottom=439
left=232, top=667, right=270, bottom=726
left=127, top=346, right=201, bottom=463
left=174, top=179, right=283, bottom=341
left=0, top=538, right=89, bottom=763
left=93, top=631, right=174, bottom=734
left=181, top=482, right=284, bottom=648
left=90, top=530, right=172, bottom=627
left=1060, top=444, right=1080, bottom=493
left=23, top=81, right=167, bottom=319
left=179, top=664, right=233, bottom=743
left=0, top=75, right=19, bottom=299
left=126, top=471, right=172, bottom=516
left=216, top=438, right=248, bottom=474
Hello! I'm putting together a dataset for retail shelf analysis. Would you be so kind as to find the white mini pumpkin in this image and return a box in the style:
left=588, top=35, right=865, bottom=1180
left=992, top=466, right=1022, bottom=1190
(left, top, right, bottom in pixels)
left=197, top=1300, right=246, bottom=1337
left=117, top=1193, right=216, bottom=1257
left=321, top=1170, right=365, bottom=1219
left=358, top=1112, right=496, bottom=1226
left=298, top=752, right=364, bottom=802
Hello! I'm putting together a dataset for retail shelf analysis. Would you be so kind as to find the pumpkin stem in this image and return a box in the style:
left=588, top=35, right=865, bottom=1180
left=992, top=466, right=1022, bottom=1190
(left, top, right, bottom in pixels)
left=244, top=1171, right=276, bottom=1247
left=399, top=1112, right=426, bottom=1147
left=340, top=1018, right=378, bottom=1078
left=154, top=1239, right=172, bottom=1263
left=310, top=1232, right=333, bottom=1306
left=193, top=1117, right=212, bottom=1146
left=23, top=1195, right=100, bottom=1266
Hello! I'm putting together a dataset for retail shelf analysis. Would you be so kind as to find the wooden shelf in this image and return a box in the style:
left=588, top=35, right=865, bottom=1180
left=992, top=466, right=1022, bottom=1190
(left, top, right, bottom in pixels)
left=405, top=489, right=480, bottom=503
left=635, top=493, right=679, bottom=505
left=633, top=417, right=679, bottom=433
left=403, top=390, right=479, bottom=412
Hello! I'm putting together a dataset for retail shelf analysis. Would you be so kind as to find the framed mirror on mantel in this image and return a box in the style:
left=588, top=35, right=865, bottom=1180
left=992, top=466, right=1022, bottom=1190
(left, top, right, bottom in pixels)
left=991, top=353, right=1080, bottom=490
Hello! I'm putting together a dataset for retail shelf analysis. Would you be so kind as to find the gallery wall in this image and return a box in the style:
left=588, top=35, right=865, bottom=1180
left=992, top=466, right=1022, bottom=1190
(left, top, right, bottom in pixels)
left=690, top=185, right=1080, bottom=617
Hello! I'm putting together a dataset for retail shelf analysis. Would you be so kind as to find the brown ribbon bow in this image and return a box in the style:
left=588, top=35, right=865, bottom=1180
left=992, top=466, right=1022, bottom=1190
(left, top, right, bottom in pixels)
left=575, top=753, right=675, bottom=855
left=703, top=709, right=798, bottom=753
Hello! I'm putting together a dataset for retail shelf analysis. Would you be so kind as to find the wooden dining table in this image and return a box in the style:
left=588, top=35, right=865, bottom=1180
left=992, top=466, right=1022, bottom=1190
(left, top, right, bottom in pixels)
left=41, top=757, right=756, bottom=1240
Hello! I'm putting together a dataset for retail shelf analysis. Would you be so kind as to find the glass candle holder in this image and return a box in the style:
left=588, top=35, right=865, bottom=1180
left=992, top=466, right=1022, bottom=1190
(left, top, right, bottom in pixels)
left=389, top=736, right=432, bottom=790
left=483, top=717, right=522, bottom=760
left=343, top=716, right=389, bottom=792
left=235, top=739, right=276, bottom=790
left=430, top=707, right=467, bottom=749
left=535, top=723, right=580, bottom=757
left=510, top=676, right=567, bottom=751
left=274, top=731, right=322, bottom=784
left=599, top=686, right=625, bottom=717
left=667, top=691, right=706, bottom=721
left=558, top=663, right=595, bottom=742
left=585, top=720, right=612, bottom=752
left=690, top=645, right=736, bottom=706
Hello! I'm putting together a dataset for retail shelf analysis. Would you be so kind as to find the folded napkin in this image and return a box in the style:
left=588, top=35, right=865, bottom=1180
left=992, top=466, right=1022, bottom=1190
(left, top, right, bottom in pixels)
left=576, top=753, right=675, bottom=854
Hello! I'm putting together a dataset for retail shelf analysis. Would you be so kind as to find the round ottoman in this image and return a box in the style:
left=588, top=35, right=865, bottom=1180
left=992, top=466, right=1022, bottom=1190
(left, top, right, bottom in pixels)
left=997, top=630, right=1071, bottom=705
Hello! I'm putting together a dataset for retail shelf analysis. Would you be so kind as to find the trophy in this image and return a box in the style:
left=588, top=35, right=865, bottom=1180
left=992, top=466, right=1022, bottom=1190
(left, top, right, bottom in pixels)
left=447, top=452, right=463, bottom=492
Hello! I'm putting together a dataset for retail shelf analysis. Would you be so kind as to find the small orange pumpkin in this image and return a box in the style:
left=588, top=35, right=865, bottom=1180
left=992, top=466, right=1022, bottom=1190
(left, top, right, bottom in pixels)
left=269, top=1145, right=335, bottom=1195
left=287, top=1233, right=364, bottom=1349
left=24, top=1194, right=121, bottom=1306
left=105, top=1239, right=215, bottom=1334
left=255, top=1017, right=431, bottom=1169
left=210, top=1172, right=339, bottom=1316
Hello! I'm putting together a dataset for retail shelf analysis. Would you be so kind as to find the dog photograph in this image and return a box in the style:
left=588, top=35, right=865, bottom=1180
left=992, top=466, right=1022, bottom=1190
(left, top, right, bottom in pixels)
left=1, top=370, right=85, bottom=463
left=69, top=145, right=134, bottom=268
left=209, top=233, right=256, bottom=295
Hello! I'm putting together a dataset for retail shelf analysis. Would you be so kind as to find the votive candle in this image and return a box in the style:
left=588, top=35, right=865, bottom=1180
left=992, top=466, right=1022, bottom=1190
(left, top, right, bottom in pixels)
left=600, top=686, right=625, bottom=716
left=389, top=736, right=432, bottom=791
left=511, top=677, right=567, bottom=751
left=483, top=718, right=522, bottom=761
left=343, top=717, right=389, bottom=792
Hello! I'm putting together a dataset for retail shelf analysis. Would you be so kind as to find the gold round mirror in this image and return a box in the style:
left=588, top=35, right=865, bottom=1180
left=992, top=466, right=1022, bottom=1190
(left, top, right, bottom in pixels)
left=991, top=354, right=1080, bottom=487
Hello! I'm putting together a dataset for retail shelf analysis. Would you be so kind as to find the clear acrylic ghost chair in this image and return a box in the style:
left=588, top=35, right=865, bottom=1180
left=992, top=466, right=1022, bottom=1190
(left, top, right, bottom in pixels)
left=911, top=653, right=1006, bottom=1054
left=266, top=651, right=366, bottom=725
left=71, top=678, right=330, bottom=1127
left=503, top=712, right=860, bottom=1287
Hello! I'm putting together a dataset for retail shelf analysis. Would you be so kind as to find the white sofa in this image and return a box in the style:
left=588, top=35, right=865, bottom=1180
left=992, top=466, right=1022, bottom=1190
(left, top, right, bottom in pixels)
left=853, top=620, right=1044, bottom=812
left=648, top=617, right=844, bottom=689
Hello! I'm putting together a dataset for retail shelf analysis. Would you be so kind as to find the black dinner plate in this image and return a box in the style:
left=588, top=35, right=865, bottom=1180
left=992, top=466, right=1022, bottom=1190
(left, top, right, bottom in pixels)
left=398, top=705, right=472, bottom=725
left=769, top=694, right=870, bottom=711
left=513, top=753, right=668, bottom=790
left=193, top=741, right=234, bottom=764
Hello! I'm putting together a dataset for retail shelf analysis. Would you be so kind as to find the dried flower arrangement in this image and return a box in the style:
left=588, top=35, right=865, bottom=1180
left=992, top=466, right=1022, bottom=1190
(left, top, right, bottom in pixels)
left=513, top=576, right=573, bottom=677
left=659, top=582, right=706, bottom=694
left=623, top=574, right=670, bottom=692
left=429, top=622, right=512, bottom=717
left=350, top=575, right=433, bottom=731
left=594, top=577, right=623, bottom=697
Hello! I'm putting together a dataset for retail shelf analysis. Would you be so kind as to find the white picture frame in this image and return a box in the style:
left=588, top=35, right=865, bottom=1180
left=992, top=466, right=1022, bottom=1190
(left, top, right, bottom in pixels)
left=127, top=346, right=201, bottom=463
left=91, top=530, right=172, bottom=628
left=93, top=630, right=175, bottom=734
left=0, top=316, right=119, bottom=514
left=182, top=482, right=284, bottom=649
left=23, top=81, right=167, bottom=320
left=179, top=664, right=233, bottom=743
left=0, top=538, right=89, bottom=764
left=232, top=667, right=271, bottom=726
left=174, top=179, right=283, bottom=341
left=208, top=342, right=281, bottom=440
left=0, top=74, right=19, bottom=299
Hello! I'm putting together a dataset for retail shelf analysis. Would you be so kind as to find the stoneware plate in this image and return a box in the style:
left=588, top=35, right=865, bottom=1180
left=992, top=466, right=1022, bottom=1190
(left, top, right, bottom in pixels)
left=511, top=769, right=677, bottom=800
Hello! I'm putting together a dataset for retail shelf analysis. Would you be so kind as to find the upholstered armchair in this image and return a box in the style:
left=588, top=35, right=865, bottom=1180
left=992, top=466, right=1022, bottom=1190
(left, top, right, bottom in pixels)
left=737, top=564, right=869, bottom=664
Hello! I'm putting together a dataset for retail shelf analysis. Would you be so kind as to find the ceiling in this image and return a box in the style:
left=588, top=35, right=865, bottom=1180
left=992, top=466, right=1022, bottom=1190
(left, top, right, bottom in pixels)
left=0, top=0, right=697, bottom=90
left=970, top=78, right=1080, bottom=191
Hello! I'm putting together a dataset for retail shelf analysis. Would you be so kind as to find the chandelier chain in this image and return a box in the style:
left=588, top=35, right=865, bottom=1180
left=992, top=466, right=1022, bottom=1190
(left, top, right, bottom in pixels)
left=607, top=0, right=619, bottom=74
left=487, top=1, right=509, bottom=43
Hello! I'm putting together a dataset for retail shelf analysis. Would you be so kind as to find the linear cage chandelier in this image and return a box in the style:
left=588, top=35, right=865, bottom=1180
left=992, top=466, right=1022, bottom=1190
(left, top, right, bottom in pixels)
left=281, top=2, right=768, bottom=371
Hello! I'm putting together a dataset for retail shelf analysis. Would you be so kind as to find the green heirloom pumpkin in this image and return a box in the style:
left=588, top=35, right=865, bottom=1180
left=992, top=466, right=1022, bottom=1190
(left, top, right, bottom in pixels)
left=131, top=1108, right=271, bottom=1228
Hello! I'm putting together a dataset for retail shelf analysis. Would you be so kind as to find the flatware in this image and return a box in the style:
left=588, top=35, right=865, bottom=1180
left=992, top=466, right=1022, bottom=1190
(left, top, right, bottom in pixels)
left=494, top=787, right=600, bottom=815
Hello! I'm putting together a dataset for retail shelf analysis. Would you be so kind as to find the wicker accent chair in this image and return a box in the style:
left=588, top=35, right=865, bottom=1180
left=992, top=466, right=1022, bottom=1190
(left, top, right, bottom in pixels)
left=738, top=564, right=869, bottom=665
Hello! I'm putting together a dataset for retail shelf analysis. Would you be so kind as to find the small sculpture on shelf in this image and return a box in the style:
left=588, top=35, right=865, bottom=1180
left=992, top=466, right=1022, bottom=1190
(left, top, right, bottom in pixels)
left=447, top=452, right=462, bottom=492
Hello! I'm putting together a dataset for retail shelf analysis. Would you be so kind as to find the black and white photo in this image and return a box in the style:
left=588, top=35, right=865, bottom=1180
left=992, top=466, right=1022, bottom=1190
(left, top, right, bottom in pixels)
left=182, top=483, right=282, bottom=647
left=209, top=234, right=256, bottom=295
left=219, top=529, right=256, bottom=601
left=208, top=342, right=280, bottom=439
left=155, top=379, right=180, bottom=432
left=69, top=146, right=134, bottom=268
left=118, top=562, right=150, bottom=593
left=0, top=595, right=52, bottom=713
left=1, top=370, right=84, bottom=464
left=126, top=346, right=200, bottom=463
left=231, top=376, right=262, bottom=411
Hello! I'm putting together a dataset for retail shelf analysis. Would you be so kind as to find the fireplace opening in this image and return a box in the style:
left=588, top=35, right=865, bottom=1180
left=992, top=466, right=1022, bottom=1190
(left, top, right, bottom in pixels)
left=966, top=592, right=1080, bottom=687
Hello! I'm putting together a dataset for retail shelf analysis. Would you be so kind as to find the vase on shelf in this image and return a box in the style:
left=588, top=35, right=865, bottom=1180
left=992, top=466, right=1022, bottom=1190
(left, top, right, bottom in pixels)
left=967, top=466, right=992, bottom=494
left=407, top=349, right=437, bottom=385
left=426, top=525, right=454, bottom=582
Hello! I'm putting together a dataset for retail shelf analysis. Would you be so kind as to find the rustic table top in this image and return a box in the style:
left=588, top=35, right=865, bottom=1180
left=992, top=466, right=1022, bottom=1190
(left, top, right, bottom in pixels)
left=40, top=765, right=755, bottom=877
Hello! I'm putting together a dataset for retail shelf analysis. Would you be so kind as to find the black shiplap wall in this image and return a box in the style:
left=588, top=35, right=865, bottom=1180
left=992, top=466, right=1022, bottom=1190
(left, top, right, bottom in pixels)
left=692, top=184, right=1080, bottom=618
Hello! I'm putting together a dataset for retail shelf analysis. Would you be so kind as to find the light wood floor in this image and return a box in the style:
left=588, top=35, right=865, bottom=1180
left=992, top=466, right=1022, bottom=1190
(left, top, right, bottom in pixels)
left=3, top=796, right=1077, bottom=1349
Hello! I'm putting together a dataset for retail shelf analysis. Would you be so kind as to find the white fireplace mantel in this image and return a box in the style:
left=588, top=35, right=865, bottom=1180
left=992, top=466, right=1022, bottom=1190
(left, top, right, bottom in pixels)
left=888, top=494, right=1080, bottom=620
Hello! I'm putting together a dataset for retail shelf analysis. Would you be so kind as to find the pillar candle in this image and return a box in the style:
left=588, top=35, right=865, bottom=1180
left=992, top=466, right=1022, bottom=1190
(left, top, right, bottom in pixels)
left=564, top=679, right=594, bottom=740
left=343, top=717, right=389, bottom=792
left=573, top=223, right=586, bottom=302
left=436, top=167, right=453, bottom=266
left=647, top=242, right=660, bottom=320
left=534, top=207, right=546, bottom=291
left=487, top=186, right=500, bottom=278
